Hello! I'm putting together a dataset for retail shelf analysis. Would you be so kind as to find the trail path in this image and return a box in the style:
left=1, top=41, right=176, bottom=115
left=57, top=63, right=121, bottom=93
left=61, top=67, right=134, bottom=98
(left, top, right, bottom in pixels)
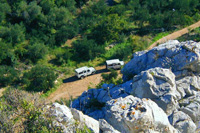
left=147, top=20, right=200, bottom=50
left=47, top=66, right=109, bottom=102
left=48, top=20, right=200, bottom=102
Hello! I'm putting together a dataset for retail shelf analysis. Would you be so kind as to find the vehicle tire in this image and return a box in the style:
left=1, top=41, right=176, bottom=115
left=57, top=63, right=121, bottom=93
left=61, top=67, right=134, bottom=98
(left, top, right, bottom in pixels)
left=80, top=76, right=85, bottom=79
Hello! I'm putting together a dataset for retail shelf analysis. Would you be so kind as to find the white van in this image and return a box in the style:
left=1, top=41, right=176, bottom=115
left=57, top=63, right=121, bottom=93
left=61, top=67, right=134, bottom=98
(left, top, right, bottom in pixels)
left=75, top=66, right=96, bottom=79
left=106, top=59, right=124, bottom=70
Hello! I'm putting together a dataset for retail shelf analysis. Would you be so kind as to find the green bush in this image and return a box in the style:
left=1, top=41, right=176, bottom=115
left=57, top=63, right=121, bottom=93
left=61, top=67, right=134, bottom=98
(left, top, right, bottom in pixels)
left=26, top=43, right=48, bottom=63
left=0, top=65, right=19, bottom=87
left=0, top=88, right=63, bottom=132
left=55, top=49, right=72, bottom=65
left=72, top=37, right=105, bottom=61
left=22, top=65, right=58, bottom=92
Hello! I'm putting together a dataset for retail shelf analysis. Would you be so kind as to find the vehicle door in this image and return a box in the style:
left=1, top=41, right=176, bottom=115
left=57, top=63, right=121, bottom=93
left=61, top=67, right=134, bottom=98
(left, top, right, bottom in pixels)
left=87, top=69, right=91, bottom=75
left=83, top=70, right=87, bottom=76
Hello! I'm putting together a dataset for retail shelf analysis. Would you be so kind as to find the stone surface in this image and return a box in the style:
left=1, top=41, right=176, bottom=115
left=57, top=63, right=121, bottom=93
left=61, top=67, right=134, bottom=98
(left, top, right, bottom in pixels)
left=99, top=119, right=120, bottom=133
left=179, top=92, right=200, bottom=125
left=104, top=95, right=177, bottom=133
left=122, top=41, right=200, bottom=81
left=49, top=103, right=75, bottom=132
left=169, top=110, right=196, bottom=133
left=72, top=80, right=132, bottom=119
left=131, top=67, right=180, bottom=115
left=71, top=108, right=99, bottom=133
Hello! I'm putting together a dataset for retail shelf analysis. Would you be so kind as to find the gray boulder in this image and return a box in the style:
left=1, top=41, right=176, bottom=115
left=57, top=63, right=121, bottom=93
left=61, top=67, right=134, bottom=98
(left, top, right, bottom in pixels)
left=179, top=92, right=200, bottom=126
left=71, top=108, right=99, bottom=133
left=169, top=110, right=196, bottom=133
left=176, top=75, right=200, bottom=97
left=49, top=103, right=75, bottom=133
left=131, top=67, right=180, bottom=115
left=104, top=95, right=177, bottom=133
left=72, top=80, right=132, bottom=119
left=99, top=119, right=120, bottom=133
left=122, top=41, right=200, bottom=81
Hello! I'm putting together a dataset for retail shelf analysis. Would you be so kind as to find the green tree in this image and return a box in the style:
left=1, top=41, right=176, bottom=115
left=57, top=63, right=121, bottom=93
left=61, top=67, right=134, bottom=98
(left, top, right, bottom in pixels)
left=0, top=65, right=19, bottom=87
left=0, top=2, right=11, bottom=25
left=0, top=24, right=25, bottom=45
left=26, top=43, right=48, bottom=63
left=72, top=37, right=105, bottom=61
left=22, top=65, right=58, bottom=92
left=89, top=14, right=128, bottom=44
left=0, top=41, right=16, bottom=66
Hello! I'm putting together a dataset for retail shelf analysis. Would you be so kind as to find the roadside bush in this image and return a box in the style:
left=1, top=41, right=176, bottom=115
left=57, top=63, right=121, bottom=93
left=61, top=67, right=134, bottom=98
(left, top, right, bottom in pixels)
left=55, top=49, right=72, bottom=65
left=72, top=37, right=105, bottom=61
left=22, top=65, right=58, bottom=92
left=0, top=65, right=19, bottom=87
left=0, top=88, right=62, bottom=132
left=26, top=43, right=48, bottom=63
left=0, top=41, right=16, bottom=66
left=96, top=70, right=123, bottom=88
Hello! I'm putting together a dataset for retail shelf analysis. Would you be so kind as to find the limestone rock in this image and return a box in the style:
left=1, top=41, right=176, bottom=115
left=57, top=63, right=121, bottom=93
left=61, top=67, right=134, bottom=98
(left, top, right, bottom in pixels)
left=122, top=41, right=200, bottom=81
left=99, top=119, right=120, bottom=133
left=132, top=67, right=180, bottom=115
left=176, top=75, right=200, bottom=97
left=49, top=103, right=75, bottom=132
left=71, top=108, right=99, bottom=133
left=104, top=95, right=177, bottom=133
left=169, top=110, right=196, bottom=133
left=179, top=92, right=200, bottom=125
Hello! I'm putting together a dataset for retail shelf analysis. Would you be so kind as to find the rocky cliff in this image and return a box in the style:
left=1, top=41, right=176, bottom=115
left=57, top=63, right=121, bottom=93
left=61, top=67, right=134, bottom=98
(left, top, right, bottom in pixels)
left=50, top=40, right=200, bottom=132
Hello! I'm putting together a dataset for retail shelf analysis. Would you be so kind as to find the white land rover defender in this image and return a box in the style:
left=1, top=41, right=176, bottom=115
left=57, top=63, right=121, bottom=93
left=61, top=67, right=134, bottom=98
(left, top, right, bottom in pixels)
left=106, top=59, right=124, bottom=70
left=75, top=66, right=96, bottom=79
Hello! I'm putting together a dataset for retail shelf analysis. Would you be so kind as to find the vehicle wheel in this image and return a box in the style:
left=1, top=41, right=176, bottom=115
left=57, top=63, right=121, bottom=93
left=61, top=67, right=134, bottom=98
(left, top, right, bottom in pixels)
left=80, top=76, right=85, bottom=79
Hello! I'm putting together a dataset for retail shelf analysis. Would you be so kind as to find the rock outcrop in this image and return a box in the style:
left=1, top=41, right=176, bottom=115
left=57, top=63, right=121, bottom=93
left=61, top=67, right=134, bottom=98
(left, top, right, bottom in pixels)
left=71, top=40, right=200, bottom=133
left=122, top=40, right=200, bottom=81
left=104, top=95, right=177, bottom=133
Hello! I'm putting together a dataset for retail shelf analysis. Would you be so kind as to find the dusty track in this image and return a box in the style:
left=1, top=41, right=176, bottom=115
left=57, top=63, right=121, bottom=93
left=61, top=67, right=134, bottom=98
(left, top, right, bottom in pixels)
left=148, top=20, right=200, bottom=50
left=47, top=66, right=109, bottom=102
left=47, top=20, right=200, bottom=102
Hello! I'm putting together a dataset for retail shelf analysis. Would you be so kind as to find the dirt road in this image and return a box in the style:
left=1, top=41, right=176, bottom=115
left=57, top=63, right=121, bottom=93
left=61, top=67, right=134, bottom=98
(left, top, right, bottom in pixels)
left=47, top=20, right=200, bottom=102
left=47, top=66, right=109, bottom=102
left=148, top=20, right=200, bottom=50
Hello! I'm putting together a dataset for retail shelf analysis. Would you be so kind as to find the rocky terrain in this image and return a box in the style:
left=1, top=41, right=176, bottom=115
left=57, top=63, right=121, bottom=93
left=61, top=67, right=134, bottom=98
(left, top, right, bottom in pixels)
left=49, top=40, right=200, bottom=132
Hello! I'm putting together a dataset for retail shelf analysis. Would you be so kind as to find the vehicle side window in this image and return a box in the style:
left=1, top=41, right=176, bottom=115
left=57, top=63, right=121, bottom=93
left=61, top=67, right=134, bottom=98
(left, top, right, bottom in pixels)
left=118, top=63, right=120, bottom=65
left=79, top=72, right=83, bottom=74
left=84, top=71, right=86, bottom=73
left=87, top=70, right=90, bottom=72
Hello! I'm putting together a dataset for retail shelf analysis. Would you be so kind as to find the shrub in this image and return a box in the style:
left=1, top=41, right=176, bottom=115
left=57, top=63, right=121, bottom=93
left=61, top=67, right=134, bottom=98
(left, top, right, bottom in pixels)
left=26, top=43, right=48, bottom=63
left=72, top=37, right=105, bottom=61
left=0, top=88, right=62, bottom=132
left=0, top=65, right=19, bottom=87
left=22, top=65, right=58, bottom=92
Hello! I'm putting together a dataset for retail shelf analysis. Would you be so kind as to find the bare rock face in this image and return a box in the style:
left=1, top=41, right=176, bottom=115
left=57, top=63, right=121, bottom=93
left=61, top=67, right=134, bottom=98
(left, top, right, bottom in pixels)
left=49, top=103, right=100, bottom=133
left=169, top=110, right=196, bottom=133
left=179, top=92, right=200, bottom=126
left=99, top=119, right=120, bottom=133
left=71, top=108, right=99, bottom=133
left=49, top=103, right=75, bottom=132
left=131, top=67, right=180, bottom=115
left=122, top=41, right=200, bottom=81
left=104, top=95, right=177, bottom=133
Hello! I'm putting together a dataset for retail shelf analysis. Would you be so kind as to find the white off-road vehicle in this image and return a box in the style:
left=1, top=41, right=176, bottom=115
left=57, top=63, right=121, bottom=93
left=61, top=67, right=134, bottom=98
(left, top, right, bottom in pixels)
left=75, top=66, right=96, bottom=79
left=106, top=59, right=124, bottom=70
